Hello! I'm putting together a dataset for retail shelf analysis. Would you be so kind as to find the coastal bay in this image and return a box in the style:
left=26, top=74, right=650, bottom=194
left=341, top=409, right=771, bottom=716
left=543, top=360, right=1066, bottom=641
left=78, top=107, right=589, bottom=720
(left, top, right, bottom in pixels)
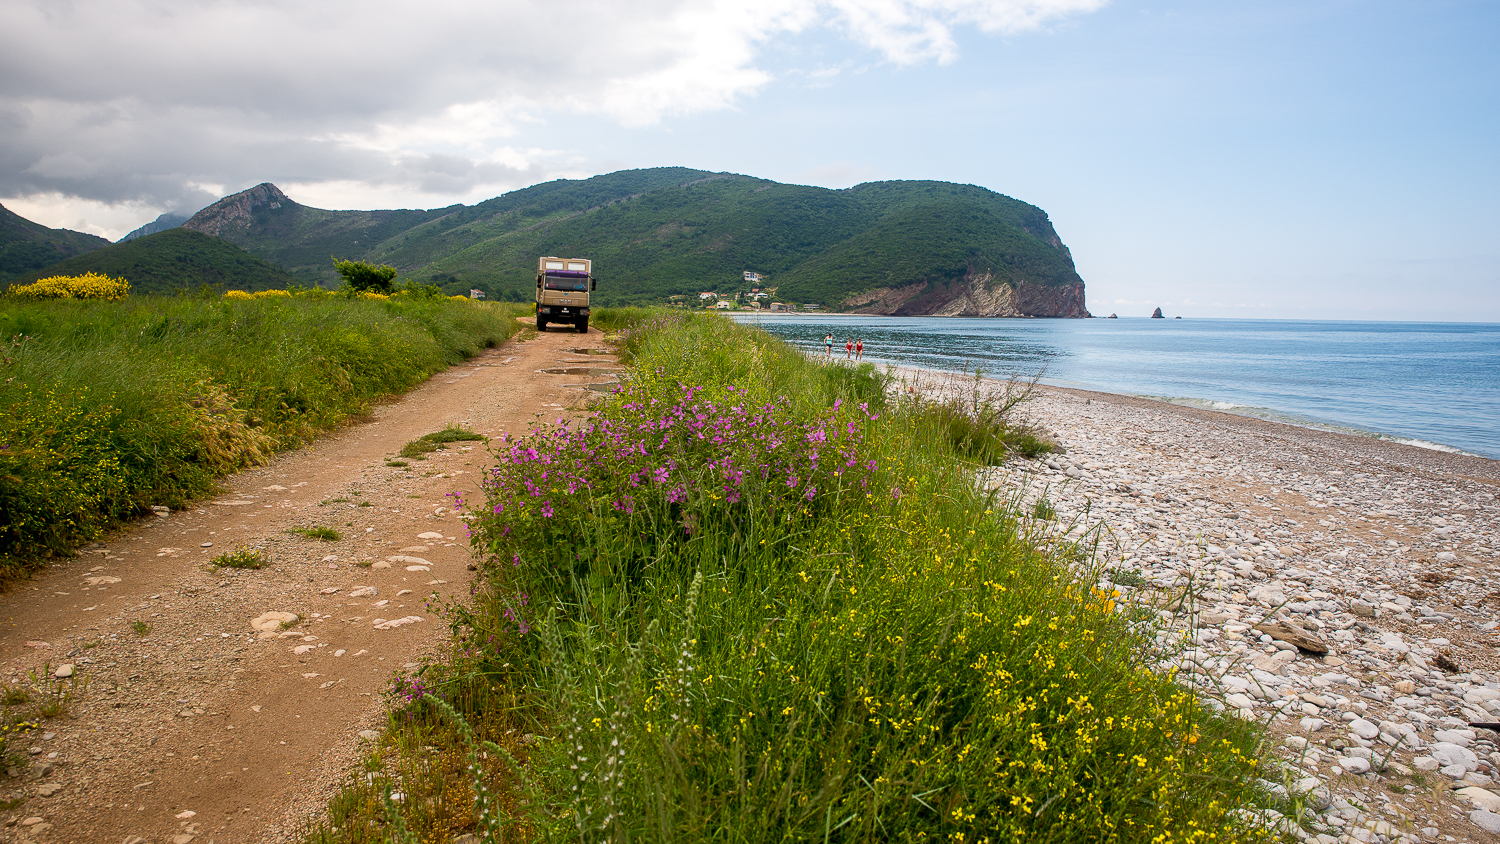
left=739, top=314, right=1500, bottom=461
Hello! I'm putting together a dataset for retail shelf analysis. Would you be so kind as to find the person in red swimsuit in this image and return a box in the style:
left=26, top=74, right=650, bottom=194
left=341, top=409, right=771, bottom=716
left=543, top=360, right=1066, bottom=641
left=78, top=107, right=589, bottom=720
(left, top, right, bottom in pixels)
left=855, top=338, right=864, bottom=360
left=845, top=338, right=853, bottom=359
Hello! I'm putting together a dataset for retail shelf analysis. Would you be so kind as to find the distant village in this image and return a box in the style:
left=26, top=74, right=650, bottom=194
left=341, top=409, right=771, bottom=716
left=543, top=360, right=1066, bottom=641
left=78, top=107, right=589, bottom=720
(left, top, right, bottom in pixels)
left=665, top=271, right=823, bottom=313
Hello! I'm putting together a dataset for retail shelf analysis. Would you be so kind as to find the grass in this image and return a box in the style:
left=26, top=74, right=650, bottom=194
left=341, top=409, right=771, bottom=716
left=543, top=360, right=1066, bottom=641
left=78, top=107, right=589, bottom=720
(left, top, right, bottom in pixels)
left=1031, top=497, right=1057, bottom=521
left=0, top=293, right=527, bottom=577
left=302, top=313, right=1280, bottom=844
left=399, top=425, right=487, bottom=460
left=899, top=368, right=1056, bottom=465
left=291, top=526, right=342, bottom=542
left=12, top=664, right=83, bottom=726
left=211, top=547, right=269, bottom=570
left=130, top=620, right=151, bottom=636
left=588, top=306, right=655, bottom=334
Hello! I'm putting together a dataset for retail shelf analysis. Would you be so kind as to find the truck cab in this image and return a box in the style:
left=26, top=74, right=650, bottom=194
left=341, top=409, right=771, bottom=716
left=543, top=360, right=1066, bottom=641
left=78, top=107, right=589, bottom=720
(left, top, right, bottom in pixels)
left=536, top=257, right=594, bottom=333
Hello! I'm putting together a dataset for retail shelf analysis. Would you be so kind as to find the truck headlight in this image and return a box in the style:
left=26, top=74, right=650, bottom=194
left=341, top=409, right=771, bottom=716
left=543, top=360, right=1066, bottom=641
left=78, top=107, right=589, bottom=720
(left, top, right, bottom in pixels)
left=538, top=307, right=551, bottom=314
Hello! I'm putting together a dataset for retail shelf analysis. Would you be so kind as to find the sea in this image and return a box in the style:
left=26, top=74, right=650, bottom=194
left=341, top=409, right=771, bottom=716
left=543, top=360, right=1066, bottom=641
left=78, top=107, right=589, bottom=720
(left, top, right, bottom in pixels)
left=728, top=314, right=1500, bottom=460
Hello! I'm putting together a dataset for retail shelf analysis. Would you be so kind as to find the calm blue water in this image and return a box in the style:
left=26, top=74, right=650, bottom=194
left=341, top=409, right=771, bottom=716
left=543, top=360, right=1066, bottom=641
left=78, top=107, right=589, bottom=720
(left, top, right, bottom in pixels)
left=730, top=315, right=1500, bottom=460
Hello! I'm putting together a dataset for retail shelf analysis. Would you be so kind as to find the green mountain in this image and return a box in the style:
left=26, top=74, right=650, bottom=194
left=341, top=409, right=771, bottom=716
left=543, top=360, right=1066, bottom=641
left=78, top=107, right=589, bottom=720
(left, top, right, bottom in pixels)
left=8, top=228, right=298, bottom=295
left=0, top=203, right=111, bottom=282
left=118, top=211, right=191, bottom=242
left=178, top=168, right=1089, bottom=315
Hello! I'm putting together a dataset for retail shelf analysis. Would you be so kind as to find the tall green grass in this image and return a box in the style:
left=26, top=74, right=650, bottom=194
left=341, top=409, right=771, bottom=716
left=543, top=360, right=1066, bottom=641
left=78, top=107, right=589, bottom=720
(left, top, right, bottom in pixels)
left=0, top=294, right=523, bottom=572
left=304, top=314, right=1280, bottom=844
left=587, top=307, right=655, bottom=335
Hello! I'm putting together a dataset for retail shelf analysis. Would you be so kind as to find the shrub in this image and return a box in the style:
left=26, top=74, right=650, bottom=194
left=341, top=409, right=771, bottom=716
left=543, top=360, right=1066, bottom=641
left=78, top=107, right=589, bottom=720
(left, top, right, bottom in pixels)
left=333, top=258, right=398, bottom=294
left=7, top=272, right=130, bottom=301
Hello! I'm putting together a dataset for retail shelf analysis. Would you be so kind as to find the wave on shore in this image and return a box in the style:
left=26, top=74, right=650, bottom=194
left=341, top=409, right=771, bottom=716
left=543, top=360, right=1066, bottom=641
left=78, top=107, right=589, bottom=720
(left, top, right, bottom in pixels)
left=1136, top=394, right=1479, bottom=456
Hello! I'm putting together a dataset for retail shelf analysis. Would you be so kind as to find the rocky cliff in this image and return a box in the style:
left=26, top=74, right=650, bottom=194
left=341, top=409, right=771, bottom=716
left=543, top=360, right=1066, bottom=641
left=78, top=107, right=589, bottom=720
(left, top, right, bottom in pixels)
left=181, top=183, right=292, bottom=238
left=843, top=268, right=1089, bottom=318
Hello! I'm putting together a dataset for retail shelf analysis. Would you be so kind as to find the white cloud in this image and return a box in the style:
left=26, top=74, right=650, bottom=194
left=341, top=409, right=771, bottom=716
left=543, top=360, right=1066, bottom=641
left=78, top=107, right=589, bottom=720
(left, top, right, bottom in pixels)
left=0, top=0, right=1106, bottom=229
left=824, top=0, right=1106, bottom=65
left=1, top=192, right=160, bottom=240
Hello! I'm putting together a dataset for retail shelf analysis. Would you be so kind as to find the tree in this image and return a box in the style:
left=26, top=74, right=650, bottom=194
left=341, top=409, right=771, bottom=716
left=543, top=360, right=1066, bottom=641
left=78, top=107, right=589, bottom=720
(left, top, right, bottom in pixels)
left=332, top=257, right=398, bottom=293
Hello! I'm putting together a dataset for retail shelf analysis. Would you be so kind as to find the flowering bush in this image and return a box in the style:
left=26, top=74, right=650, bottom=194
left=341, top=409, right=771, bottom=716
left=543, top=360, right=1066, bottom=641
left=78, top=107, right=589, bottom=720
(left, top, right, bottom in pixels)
left=223, top=288, right=322, bottom=300
left=472, top=381, right=878, bottom=593
left=7, top=272, right=129, bottom=301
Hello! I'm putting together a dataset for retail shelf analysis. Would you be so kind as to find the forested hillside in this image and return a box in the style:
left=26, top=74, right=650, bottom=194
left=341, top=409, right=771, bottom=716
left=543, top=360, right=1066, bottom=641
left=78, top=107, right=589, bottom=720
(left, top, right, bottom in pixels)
left=17, top=168, right=1087, bottom=315
left=0, top=203, right=111, bottom=282
left=9, top=228, right=298, bottom=294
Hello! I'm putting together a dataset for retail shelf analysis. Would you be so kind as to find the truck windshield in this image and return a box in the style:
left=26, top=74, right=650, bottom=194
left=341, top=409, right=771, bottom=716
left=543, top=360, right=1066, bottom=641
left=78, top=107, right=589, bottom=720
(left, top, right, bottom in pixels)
left=544, top=278, right=587, bottom=291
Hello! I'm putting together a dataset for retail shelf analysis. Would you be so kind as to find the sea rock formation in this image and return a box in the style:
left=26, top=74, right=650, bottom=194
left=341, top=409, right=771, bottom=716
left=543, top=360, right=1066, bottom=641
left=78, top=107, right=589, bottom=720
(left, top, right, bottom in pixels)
left=843, top=268, right=1089, bottom=318
left=1151, top=307, right=1165, bottom=319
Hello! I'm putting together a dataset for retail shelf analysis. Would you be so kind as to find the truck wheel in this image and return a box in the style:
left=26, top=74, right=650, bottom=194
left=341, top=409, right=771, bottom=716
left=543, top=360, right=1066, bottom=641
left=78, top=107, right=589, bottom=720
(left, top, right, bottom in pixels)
left=536, top=318, right=547, bottom=332
left=578, top=318, right=589, bottom=333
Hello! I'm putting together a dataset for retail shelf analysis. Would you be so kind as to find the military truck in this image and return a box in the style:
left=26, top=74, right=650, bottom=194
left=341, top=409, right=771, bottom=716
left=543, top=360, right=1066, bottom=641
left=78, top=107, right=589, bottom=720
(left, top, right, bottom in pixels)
left=535, top=256, right=594, bottom=333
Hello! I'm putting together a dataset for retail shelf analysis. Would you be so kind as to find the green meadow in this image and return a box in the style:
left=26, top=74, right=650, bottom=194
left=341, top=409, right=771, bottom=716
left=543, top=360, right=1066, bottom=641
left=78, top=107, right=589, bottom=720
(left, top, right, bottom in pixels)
left=305, top=312, right=1281, bottom=844
left=0, top=291, right=522, bottom=573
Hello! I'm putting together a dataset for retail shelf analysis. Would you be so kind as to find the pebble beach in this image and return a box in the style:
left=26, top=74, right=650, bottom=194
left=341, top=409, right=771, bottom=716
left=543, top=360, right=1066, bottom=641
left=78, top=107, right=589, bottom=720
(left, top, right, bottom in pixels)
left=900, top=368, right=1500, bottom=843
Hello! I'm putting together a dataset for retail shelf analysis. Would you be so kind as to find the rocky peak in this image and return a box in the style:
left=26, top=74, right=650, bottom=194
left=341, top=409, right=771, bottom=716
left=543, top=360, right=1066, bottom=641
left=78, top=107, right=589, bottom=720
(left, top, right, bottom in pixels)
left=181, top=183, right=293, bottom=238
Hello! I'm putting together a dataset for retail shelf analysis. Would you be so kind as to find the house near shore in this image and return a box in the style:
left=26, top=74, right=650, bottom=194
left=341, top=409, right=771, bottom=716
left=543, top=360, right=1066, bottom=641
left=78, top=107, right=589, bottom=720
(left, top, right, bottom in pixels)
left=770, top=302, right=791, bottom=312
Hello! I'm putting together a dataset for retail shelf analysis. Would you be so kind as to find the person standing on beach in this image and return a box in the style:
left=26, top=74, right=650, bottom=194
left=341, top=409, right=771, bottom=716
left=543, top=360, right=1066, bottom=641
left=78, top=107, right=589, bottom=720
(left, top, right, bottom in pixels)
left=845, top=338, right=853, bottom=359
left=855, top=338, right=864, bottom=361
left=824, top=334, right=834, bottom=359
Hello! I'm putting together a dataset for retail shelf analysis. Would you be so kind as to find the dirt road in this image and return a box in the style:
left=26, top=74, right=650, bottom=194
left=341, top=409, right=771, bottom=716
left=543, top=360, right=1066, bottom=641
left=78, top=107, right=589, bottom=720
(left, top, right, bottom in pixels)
left=0, top=323, right=618, bottom=844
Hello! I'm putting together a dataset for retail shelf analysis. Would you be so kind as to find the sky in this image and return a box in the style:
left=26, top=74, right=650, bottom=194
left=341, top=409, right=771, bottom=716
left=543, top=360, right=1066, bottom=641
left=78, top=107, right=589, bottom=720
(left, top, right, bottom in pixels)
left=2, top=0, right=1496, bottom=321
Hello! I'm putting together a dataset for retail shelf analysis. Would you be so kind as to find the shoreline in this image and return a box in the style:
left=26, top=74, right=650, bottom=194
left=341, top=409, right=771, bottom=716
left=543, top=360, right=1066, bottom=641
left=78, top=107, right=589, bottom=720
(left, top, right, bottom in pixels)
left=747, top=314, right=1500, bottom=460
left=1035, top=381, right=1500, bottom=480
left=895, top=366, right=1500, bottom=842
left=877, top=354, right=1497, bottom=462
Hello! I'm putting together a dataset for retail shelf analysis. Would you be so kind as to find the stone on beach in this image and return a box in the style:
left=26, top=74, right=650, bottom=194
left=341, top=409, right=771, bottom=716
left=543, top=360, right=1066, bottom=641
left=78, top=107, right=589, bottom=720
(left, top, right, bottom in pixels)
left=930, top=371, right=1500, bottom=840
left=250, top=611, right=299, bottom=638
